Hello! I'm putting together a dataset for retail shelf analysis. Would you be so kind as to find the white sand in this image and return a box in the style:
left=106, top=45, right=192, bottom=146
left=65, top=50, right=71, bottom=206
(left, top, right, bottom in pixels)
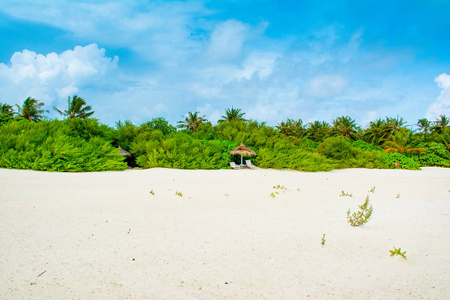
left=0, top=167, right=449, bottom=299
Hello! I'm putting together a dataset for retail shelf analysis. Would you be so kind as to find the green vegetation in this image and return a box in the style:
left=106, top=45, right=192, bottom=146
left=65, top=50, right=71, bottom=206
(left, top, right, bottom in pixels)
left=54, top=95, right=94, bottom=119
left=0, top=119, right=126, bottom=171
left=390, top=247, right=407, bottom=259
left=346, top=196, right=374, bottom=227
left=0, top=97, right=449, bottom=172
left=270, top=184, right=287, bottom=197
left=340, top=191, right=353, bottom=197
left=321, top=234, right=326, bottom=246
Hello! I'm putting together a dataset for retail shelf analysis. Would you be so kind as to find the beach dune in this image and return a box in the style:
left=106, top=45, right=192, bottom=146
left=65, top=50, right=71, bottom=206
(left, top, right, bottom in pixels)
left=1, top=167, right=449, bottom=299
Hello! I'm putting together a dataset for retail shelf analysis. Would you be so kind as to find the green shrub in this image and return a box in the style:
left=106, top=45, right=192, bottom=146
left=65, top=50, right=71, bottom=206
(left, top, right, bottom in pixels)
left=132, top=133, right=236, bottom=169
left=0, top=114, right=15, bottom=127
left=349, top=150, right=390, bottom=169
left=0, top=119, right=126, bottom=172
left=406, top=142, right=450, bottom=167
left=352, top=140, right=381, bottom=152
left=140, top=117, right=176, bottom=135
left=255, top=147, right=337, bottom=172
left=384, top=152, right=420, bottom=170
left=318, top=136, right=358, bottom=160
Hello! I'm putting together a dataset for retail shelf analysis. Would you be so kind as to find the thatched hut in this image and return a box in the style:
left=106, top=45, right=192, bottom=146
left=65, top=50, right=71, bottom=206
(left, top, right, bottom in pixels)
left=118, top=148, right=132, bottom=158
left=230, top=143, right=256, bottom=166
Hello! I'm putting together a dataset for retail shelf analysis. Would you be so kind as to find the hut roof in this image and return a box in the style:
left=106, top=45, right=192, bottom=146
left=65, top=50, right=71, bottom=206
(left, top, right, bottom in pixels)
left=118, top=148, right=132, bottom=157
left=230, top=143, right=256, bottom=156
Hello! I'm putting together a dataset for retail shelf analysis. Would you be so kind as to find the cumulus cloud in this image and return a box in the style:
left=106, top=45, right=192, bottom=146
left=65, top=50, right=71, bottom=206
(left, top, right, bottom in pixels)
left=426, top=73, right=450, bottom=119
left=0, top=44, right=118, bottom=107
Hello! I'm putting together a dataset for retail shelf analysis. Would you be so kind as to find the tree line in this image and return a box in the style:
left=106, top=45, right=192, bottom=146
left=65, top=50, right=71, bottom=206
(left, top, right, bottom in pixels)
left=1, top=96, right=449, bottom=172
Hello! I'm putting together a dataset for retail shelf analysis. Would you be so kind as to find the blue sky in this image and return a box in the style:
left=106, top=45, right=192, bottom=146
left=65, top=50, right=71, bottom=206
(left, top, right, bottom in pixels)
left=0, top=0, right=449, bottom=128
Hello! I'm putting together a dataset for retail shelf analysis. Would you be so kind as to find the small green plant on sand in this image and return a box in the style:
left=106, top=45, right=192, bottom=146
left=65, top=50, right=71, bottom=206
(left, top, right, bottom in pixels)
left=369, top=186, right=376, bottom=193
left=270, top=185, right=287, bottom=198
left=340, top=190, right=353, bottom=197
left=149, top=189, right=155, bottom=195
left=176, top=191, right=183, bottom=197
left=390, top=247, right=406, bottom=259
left=273, top=185, right=287, bottom=192
left=321, top=234, right=326, bottom=246
left=347, top=195, right=373, bottom=226
left=396, top=194, right=400, bottom=198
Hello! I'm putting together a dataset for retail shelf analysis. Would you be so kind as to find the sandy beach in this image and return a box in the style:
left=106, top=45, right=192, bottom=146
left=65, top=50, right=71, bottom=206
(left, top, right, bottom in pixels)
left=0, top=167, right=449, bottom=299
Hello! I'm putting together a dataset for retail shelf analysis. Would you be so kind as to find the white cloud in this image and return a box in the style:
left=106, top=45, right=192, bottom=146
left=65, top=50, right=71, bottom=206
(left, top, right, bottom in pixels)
left=0, top=1, right=433, bottom=127
left=304, top=75, right=348, bottom=99
left=0, top=0, right=208, bottom=65
left=237, top=52, right=279, bottom=80
left=0, top=44, right=118, bottom=107
left=426, top=73, right=450, bottom=119
left=205, top=20, right=251, bottom=62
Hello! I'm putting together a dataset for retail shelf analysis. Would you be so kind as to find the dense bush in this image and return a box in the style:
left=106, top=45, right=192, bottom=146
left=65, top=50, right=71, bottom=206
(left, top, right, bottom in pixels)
left=140, top=117, right=177, bottom=135
left=214, top=120, right=279, bottom=149
left=0, top=114, right=14, bottom=127
left=0, top=110, right=448, bottom=172
left=255, top=147, right=338, bottom=171
left=407, top=142, right=450, bottom=167
left=318, top=136, right=358, bottom=160
left=383, top=152, right=420, bottom=170
left=0, top=119, right=126, bottom=172
left=352, top=140, right=382, bottom=152
left=131, top=132, right=235, bottom=169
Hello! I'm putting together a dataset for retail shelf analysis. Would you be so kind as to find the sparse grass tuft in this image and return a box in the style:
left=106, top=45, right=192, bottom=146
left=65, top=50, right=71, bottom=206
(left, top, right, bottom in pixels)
left=390, top=247, right=406, bottom=259
left=347, top=195, right=373, bottom=226
left=270, top=185, right=287, bottom=198
left=273, top=185, right=287, bottom=192
left=321, top=234, right=326, bottom=246
left=149, top=189, right=155, bottom=195
left=176, top=191, right=183, bottom=197
left=340, top=190, right=353, bottom=197
left=369, top=186, right=376, bottom=193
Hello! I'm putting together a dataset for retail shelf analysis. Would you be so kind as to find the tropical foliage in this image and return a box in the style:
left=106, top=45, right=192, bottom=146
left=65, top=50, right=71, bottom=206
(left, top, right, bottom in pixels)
left=1, top=102, right=15, bottom=116
left=0, top=101, right=449, bottom=172
left=177, top=111, right=207, bottom=132
left=0, top=119, right=126, bottom=172
left=54, top=95, right=95, bottom=119
left=218, top=107, right=246, bottom=123
left=15, top=97, right=48, bottom=122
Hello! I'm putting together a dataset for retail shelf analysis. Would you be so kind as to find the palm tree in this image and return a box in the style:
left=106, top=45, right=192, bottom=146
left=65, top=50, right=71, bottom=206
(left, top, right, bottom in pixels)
left=331, top=116, right=358, bottom=140
left=383, top=129, right=425, bottom=154
left=218, top=107, right=246, bottom=123
left=430, top=115, right=449, bottom=134
left=276, top=118, right=306, bottom=137
left=363, top=118, right=390, bottom=145
left=54, top=95, right=94, bottom=119
left=177, top=111, right=207, bottom=132
left=0, top=102, right=14, bottom=116
left=306, top=121, right=331, bottom=142
left=416, top=118, right=431, bottom=134
left=385, top=116, right=406, bottom=134
left=15, top=97, right=48, bottom=122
